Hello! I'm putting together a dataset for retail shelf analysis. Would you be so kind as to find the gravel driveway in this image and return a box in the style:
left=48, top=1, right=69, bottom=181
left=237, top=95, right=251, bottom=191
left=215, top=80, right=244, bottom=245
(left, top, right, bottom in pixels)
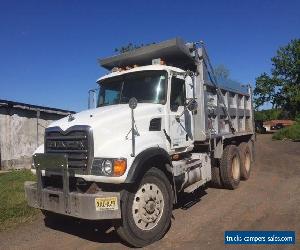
left=0, top=134, right=299, bottom=249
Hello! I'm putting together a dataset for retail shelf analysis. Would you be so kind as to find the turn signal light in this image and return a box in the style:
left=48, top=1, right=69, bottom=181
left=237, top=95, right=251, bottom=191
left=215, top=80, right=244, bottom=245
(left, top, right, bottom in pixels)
left=113, top=159, right=127, bottom=176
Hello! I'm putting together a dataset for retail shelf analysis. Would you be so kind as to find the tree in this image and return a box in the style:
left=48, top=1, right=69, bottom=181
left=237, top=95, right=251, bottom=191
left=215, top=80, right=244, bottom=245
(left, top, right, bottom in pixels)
left=114, top=42, right=155, bottom=54
left=214, top=64, right=230, bottom=80
left=254, top=39, right=300, bottom=117
left=98, top=42, right=156, bottom=67
left=254, top=109, right=284, bottom=121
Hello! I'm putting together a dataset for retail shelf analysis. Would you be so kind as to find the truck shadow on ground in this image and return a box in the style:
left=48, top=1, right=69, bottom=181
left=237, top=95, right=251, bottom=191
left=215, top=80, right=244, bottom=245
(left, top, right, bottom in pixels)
left=175, top=187, right=208, bottom=210
left=44, top=216, right=128, bottom=246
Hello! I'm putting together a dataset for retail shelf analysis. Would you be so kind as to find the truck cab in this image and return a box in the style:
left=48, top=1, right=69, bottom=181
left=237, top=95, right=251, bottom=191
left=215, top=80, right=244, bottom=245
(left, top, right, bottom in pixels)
left=25, top=38, right=255, bottom=247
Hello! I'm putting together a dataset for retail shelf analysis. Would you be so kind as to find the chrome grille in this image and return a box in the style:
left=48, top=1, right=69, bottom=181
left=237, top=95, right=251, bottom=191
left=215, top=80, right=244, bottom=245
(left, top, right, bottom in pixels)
left=45, top=126, right=93, bottom=173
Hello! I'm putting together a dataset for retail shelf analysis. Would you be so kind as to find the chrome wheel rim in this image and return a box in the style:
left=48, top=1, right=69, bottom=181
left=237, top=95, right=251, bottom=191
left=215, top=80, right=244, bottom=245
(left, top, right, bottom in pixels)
left=132, top=183, right=164, bottom=231
left=232, top=155, right=240, bottom=180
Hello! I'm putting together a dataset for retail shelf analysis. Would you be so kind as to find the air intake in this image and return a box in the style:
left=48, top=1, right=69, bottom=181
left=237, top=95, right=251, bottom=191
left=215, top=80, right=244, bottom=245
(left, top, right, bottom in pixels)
left=149, top=118, right=162, bottom=131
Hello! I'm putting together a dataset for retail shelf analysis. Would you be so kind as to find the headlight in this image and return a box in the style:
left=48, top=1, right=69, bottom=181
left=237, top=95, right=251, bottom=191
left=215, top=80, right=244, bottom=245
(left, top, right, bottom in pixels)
left=102, top=160, right=113, bottom=175
left=92, top=158, right=127, bottom=177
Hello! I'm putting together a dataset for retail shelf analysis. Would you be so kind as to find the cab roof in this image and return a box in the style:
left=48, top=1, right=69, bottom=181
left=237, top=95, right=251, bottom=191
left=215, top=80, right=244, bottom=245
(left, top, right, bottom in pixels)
left=97, top=65, right=184, bottom=82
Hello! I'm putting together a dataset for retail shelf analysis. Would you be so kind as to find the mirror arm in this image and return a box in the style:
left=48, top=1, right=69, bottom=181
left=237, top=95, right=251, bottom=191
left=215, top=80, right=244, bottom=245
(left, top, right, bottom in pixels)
left=175, top=105, right=188, bottom=121
left=128, top=98, right=138, bottom=157
left=130, top=108, right=135, bottom=157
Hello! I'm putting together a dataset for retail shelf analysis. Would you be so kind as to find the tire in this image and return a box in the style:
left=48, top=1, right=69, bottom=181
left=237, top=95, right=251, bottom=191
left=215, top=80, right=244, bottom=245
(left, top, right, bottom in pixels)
left=210, top=159, right=223, bottom=188
left=238, top=142, right=252, bottom=180
left=114, top=167, right=173, bottom=247
left=249, top=140, right=255, bottom=162
left=219, top=145, right=241, bottom=189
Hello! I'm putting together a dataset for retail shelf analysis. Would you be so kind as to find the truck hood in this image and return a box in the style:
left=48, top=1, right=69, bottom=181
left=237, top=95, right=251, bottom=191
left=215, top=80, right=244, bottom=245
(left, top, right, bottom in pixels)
left=47, top=103, right=167, bottom=158
left=49, top=104, right=165, bottom=131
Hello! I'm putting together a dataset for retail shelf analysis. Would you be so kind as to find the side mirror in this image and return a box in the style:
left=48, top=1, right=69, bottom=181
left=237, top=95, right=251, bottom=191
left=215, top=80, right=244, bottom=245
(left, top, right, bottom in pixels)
left=175, top=99, right=197, bottom=121
left=88, top=88, right=98, bottom=109
left=186, top=99, right=198, bottom=112
left=129, top=97, right=138, bottom=110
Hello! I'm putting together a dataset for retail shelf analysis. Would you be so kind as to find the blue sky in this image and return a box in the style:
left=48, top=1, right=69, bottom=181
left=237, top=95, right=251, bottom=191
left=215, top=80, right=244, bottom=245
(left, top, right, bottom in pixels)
left=1, top=0, right=299, bottom=111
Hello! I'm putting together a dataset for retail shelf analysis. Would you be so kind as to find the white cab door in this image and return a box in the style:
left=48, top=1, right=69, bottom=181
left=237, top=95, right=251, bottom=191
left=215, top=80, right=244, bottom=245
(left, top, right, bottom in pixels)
left=169, top=75, right=194, bottom=150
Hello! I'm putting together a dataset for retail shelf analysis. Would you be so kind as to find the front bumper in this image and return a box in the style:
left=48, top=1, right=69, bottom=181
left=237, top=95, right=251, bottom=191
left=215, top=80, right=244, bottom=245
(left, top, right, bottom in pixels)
left=24, top=153, right=121, bottom=220
left=24, top=181, right=121, bottom=220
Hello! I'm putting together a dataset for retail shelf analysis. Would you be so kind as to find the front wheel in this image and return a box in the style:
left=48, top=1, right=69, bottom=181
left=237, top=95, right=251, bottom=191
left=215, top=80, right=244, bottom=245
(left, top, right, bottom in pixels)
left=114, top=167, right=173, bottom=247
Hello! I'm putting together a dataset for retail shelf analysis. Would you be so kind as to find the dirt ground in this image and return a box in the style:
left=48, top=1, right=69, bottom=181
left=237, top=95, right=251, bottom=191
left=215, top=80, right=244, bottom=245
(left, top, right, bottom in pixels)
left=0, top=134, right=299, bottom=250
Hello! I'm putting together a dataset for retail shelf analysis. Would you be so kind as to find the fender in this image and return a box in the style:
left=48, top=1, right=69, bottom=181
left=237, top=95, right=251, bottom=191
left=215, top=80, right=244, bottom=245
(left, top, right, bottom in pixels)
left=125, top=147, right=171, bottom=183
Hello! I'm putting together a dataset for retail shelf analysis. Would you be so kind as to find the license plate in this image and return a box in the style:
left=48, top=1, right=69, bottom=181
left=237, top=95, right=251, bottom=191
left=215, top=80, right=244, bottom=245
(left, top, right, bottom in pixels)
left=95, top=197, right=118, bottom=211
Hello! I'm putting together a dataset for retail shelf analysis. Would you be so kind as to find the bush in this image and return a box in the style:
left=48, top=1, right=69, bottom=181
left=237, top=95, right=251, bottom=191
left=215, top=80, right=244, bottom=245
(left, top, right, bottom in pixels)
left=255, top=109, right=283, bottom=121
left=272, top=122, right=300, bottom=141
left=295, top=114, right=300, bottom=123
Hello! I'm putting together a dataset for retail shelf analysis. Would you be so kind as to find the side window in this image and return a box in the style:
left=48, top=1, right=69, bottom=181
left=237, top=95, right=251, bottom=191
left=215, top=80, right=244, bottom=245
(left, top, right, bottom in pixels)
left=170, top=77, right=186, bottom=111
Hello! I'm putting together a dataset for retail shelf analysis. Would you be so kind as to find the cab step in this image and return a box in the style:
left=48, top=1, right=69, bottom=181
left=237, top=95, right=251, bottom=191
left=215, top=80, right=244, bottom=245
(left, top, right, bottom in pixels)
left=183, top=179, right=206, bottom=193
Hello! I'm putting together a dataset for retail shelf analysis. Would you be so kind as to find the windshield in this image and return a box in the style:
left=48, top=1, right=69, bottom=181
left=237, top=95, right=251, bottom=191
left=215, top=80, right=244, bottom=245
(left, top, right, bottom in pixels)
left=97, top=70, right=167, bottom=107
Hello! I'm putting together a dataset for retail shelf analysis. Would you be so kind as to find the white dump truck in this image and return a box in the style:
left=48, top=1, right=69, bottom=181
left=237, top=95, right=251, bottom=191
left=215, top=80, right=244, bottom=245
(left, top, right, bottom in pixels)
left=25, top=38, right=255, bottom=247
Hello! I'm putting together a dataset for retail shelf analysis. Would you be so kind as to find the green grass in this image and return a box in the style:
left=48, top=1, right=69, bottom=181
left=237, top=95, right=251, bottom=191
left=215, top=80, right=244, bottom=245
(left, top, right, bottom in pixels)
left=0, top=170, right=38, bottom=231
left=272, top=122, right=300, bottom=141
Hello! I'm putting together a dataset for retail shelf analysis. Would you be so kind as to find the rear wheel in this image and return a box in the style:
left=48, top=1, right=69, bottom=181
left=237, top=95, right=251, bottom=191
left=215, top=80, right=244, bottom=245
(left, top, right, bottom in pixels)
left=219, top=145, right=241, bottom=189
left=114, top=167, right=173, bottom=247
left=238, top=142, right=252, bottom=180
